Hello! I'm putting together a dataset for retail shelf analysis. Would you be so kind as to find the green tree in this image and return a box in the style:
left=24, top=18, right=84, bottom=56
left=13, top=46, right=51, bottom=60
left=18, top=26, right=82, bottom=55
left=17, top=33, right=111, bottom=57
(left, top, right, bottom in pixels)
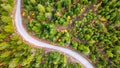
left=22, top=55, right=34, bottom=66
left=1, top=4, right=13, bottom=12
left=106, top=51, right=113, bottom=58
left=71, top=41, right=78, bottom=49
left=56, top=1, right=62, bottom=9
left=9, top=58, right=20, bottom=68
left=30, top=0, right=36, bottom=4
left=1, top=16, right=12, bottom=24
left=4, top=25, right=14, bottom=33
left=0, top=51, right=11, bottom=58
left=74, top=63, right=82, bottom=68
left=90, top=54, right=96, bottom=61
left=67, top=0, right=71, bottom=10
left=62, top=0, right=71, bottom=10
left=37, top=4, right=45, bottom=14
left=78, top=44, right=90, bottom=54
left=0, top=42, right=9, bottom=50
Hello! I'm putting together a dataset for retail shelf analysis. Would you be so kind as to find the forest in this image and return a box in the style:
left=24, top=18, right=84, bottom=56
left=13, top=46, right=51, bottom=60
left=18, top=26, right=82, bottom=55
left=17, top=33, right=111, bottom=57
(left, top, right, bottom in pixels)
left=0, top=0, right=82, bottom=68
left=22, top=0, right=120, bottom=68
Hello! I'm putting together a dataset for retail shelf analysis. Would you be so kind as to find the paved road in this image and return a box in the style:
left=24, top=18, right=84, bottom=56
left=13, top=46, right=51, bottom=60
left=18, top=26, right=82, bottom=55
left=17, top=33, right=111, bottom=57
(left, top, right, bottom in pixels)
left=15, top=0, right=94, bottom=68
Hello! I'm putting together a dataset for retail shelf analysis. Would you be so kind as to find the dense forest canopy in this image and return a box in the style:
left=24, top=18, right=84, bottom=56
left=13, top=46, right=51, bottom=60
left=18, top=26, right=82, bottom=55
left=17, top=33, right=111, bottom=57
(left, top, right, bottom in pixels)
left=22, top=0, right=120, bottom=68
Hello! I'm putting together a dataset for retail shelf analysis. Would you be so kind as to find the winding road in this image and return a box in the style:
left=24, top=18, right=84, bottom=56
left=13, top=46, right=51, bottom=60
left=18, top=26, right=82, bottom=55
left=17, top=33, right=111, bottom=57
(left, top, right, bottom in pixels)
left=14, top=0, right=94, bottom=68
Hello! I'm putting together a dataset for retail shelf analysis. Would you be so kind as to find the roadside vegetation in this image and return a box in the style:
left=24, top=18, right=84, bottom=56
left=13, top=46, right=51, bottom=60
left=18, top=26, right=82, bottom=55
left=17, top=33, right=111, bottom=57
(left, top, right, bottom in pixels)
left=0, top=0, right=82, bottom=68
left=22, top=0, right=120, bottom=68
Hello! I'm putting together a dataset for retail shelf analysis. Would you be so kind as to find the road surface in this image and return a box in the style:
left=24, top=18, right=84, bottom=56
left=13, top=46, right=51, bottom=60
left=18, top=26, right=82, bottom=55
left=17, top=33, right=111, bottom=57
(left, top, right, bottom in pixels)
left=14, top=0, right=94, bottom=68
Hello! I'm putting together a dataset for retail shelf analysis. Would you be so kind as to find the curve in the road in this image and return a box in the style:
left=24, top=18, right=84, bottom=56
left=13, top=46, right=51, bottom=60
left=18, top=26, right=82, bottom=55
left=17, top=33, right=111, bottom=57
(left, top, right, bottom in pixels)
left=14, top=0, right=94, bottom=68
